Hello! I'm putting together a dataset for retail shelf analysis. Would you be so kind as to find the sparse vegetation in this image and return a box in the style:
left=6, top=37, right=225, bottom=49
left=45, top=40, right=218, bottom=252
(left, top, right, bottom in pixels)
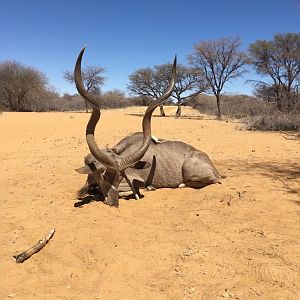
left=128, top=62, right=207, bottom=117
left=1, top=33, right=299, bottom=131
left=244, top=111, right=300, bottom=131
left=49, top=91, right=132, bottom=111
left=64, top=64, right=106, bottom=112
left=188, top=37, right=248, bottom=118
left=127, top=63, right=171, bottom=116
left=187, top=33, right=300, bottom=131
left=190, top=94, right=270, bottom=118
left=249, top=33, right=300, bottom=112
left=191, top=94, right=300, bottom=131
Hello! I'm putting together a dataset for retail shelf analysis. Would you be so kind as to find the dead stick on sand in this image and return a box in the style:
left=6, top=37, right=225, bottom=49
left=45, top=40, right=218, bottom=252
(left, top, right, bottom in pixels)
left=14, top=228, right=55, bottom=263
left=275, top=177, right=298, bottom=194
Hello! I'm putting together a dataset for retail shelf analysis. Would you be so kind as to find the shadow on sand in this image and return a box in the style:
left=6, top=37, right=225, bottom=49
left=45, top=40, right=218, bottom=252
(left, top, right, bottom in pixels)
left=74, top=192, right=145, bottom=207
left=125, top=113, right=210, bottom=121
left=227, top=159, right=300, bottom=178
left=222, top=158, right=300, bottom=196
left=74, top=195, right=100, bottom=207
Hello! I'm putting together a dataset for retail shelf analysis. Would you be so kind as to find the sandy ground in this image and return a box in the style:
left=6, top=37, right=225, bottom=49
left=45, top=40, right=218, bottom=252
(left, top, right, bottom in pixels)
left=1, top=106, right=300, bottom=300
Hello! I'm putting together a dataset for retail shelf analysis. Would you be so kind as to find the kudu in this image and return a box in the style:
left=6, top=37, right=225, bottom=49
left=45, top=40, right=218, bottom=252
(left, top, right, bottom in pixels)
left=74, top=48, right=176, bottom=206
left=75, top=48, right=222, bottom=207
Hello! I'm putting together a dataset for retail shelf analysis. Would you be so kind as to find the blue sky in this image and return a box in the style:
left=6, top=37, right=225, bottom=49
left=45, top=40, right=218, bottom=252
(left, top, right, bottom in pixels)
left=0, top=0, right=299, bottom=96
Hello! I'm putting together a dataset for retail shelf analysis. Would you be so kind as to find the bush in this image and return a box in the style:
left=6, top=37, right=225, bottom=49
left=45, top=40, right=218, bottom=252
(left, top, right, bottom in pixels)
left=244, top=111, right=300, bottom=131
left=190, top=94, right=272, bottom=118
left=0, top=60, right=55, bottom=112
left=49, top=91, right=137, bottom=112
left=190, top=93, right=300, bottom=131
left=127, top=96, right=153, bottom=107
left=49, top=94, right=86, bottom=111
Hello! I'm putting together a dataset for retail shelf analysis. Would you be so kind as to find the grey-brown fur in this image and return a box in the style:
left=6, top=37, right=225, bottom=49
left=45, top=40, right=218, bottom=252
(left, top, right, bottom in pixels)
left=77, top=132, right=221, bottom=199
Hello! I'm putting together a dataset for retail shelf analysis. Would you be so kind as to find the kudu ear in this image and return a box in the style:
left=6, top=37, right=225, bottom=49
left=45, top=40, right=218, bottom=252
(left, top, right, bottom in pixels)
left=75, top=165, right=93, bottom=174
left=130, top=161, right=151, bottom=170
left=75, top=162, right=98, bottom=174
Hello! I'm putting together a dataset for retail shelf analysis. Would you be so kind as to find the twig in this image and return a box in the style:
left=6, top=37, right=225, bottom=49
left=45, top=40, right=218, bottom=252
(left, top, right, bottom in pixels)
left=250, top=287, right=261, bottom=296
left=275, top=177, right=298, bottom=194
left=279, top=130, right=300, bottom=141
left=227, top=196, right=232, bottom=206
left=14, top=228, right=55, bottom=263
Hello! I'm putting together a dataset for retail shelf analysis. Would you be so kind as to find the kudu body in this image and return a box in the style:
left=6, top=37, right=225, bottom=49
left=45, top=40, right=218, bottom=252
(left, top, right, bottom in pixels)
left=75, top=48, right=221, bottom=206
left=79, top=133, right=221, bottom=195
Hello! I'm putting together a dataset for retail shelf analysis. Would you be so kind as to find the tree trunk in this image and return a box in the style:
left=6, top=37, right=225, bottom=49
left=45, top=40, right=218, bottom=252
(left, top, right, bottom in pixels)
left=176, top=103, right=181, bottom=118
left=216, top=94, right=221, bottom=119
left=85, top=101, right=89, bottom=113
left=285, top=89, right=294, bottom=112
left=276, top=94, right=282, bottom=111
left=159, top=104, right=166, bottom=117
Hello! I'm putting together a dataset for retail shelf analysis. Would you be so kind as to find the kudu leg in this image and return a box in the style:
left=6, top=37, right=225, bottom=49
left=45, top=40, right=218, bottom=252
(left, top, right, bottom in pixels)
left=121, top=172, right=140, bottom=200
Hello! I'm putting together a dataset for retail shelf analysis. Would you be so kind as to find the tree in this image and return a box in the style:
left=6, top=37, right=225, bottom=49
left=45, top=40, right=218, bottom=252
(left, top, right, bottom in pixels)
left=249, top=33, right=300, bottom=111
left=188, top=37, right=248, bottom=118
left=0, top=60, right=53, bottom=111
left=128, top=63, right=206, bottom=117
left=253, top=84, right=278, bottom=103
left=156, top=64, right=207, bottom=117
left=64, top=65, right=105, bottom=112
left=128, top=66, right=168, bottom=116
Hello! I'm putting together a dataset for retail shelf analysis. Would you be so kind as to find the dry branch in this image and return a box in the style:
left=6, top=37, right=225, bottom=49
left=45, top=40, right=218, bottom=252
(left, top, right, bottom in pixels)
left=276, top=177, right=298, bottom=194
left=14, top=228, right=55, bottom=263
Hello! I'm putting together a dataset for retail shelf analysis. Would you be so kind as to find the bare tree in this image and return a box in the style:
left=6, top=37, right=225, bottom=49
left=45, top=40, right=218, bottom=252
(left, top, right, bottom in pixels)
left=189, top=37, right=248, bottom=118
left=64, top=65, right=105, bottom=112
left=253, top=84, right=284, bottom=104
left=249, top=33, right=300, bottom=111
left=128, top=62, right=206, bottom=117
left=0, top=60, right=53, bottom=111
left=155, top=64, right=207, bottom=117
left=128, top=67, right=168, bottom=116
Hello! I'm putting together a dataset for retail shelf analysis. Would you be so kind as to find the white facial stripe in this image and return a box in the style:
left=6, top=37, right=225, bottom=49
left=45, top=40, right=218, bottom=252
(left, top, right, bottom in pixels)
left=111, top=185, right=118, bottom=191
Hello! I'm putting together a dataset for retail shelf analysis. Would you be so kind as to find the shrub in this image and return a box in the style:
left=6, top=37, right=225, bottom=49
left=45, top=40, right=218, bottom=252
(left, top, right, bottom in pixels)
left=190, top=94, right=272, bottom=118
left=190, top=93, right=300, bottom=131
left=244, top=111, right=300, bottom=131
